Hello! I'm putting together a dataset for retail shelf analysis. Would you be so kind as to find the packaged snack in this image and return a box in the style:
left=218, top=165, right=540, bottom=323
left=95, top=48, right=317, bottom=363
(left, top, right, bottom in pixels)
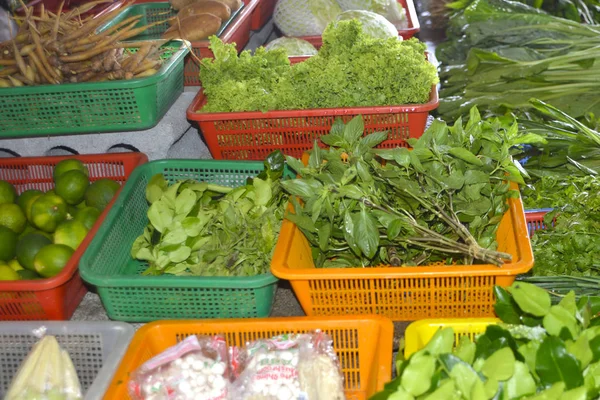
left=129, top=334, right=230, bottom=400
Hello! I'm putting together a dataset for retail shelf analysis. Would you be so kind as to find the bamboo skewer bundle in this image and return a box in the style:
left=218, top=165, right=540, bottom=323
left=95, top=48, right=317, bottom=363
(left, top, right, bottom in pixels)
left=0, top=0, right=169, bottom=87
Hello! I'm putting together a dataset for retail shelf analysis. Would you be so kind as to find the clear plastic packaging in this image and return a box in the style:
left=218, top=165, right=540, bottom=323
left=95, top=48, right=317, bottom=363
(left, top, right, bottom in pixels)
left=5, top=326, right=83, bottom=400
left=231, top=331, right=345, bottom=400
left=128, top=334, right=230, bottom=400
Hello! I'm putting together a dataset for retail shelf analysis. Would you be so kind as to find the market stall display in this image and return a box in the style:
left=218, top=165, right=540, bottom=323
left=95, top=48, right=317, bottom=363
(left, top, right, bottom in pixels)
left=105, top=316, right=394, bottom=399
left=0, top=152, right=147, bottom=320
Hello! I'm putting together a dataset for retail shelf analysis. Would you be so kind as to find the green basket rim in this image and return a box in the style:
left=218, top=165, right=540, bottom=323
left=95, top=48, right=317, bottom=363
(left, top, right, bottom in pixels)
left=79, top=159, right=284, bottom=289
left=97, top=1, right=246, bottom=41
left=0, top=40, right=189, bottom=94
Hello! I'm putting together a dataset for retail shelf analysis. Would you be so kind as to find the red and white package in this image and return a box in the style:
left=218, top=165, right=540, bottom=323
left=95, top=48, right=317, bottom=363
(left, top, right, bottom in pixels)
left=128, top=334, right=230, bottom=400
left=230, top=332, right=345, bottom=400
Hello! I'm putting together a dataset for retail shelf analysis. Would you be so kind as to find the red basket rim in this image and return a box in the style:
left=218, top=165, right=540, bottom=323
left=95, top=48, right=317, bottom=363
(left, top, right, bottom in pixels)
left=186, top=84, right=439, bottom=122
left=0, top=152, right=147, bottom=292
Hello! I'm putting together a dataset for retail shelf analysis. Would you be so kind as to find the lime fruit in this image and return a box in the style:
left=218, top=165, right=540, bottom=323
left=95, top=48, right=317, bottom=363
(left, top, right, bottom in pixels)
left=55, top=170, right=89, bottom=205
left=34, top=244, right=74, bottom=278
left=8, top=258, right=24, bottom=271
left=0, top=226, right=17, bottom=261
left=17, top=189, right=43, bottom=220
left=0, top=180, right=17, bottom=205
left=53, top=159, right=89, bottom=182
left=16, top=233, right=52, bottom=271
left=74, top=206, right=101, bottom=230
left=0, top=203, right=27, bottom=234
left=31, top=193, right=67, bottom=233
left=54, top=220, right=88, bottom=251
left=85, top=179, right=120, bottom=211
left=18, top=269, right=41, bottom=280
left=0, top=264, right=19, bottom=280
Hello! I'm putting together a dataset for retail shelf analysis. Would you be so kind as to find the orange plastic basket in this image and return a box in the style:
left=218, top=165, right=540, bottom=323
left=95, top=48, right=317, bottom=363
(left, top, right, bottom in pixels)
left=104, top=316, right=394, bottom=400
left=250, top=0, right=277, bottom=30
left=270, top=182, right=534, bottom=321
left=186, top=85, right=439, bottom=160
left=297, top=0, right=421, bottom=47
left=0, top=152, right=147, bottom=321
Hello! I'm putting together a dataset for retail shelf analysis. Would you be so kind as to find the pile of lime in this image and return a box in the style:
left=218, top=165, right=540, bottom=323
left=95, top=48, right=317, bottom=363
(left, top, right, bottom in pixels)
left=0, top=159, right=120, bottom=281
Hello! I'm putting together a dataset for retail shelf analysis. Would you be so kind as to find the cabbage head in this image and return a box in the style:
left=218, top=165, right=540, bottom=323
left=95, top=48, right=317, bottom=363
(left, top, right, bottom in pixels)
left=334, top=10, right=399, bottom=39
left=264, top=38, right=319, bottom=56
left=273, top=0, right=342, bottom=36
left=336, top=0, right=408, bottom=29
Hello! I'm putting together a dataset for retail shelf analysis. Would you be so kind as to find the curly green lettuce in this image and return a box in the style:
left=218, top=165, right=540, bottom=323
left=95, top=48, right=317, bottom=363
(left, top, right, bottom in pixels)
left=198, top=19, right=438, bottom=113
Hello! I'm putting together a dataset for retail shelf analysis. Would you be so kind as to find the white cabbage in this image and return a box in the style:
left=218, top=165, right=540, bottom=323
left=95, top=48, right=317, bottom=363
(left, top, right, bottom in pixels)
left=336, top=0, right=408, bottom=29
left=334, top=10, right=400, bottom=39
left=273, top=0, right=342, bottom=36
left=264, top=37, right=319, bottom=56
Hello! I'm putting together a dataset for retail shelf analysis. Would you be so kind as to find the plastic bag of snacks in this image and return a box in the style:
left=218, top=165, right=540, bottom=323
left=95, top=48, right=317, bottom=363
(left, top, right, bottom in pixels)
left=128, top=335, right=230, bottom=400
left=5, top=327, right=82, bottom=400
left=231, top=331, right=345, bottom=400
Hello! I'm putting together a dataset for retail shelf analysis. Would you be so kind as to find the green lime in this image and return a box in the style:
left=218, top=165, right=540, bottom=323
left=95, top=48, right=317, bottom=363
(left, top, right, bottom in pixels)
left=16, top=233, right=52, bottom=271
left=0, top=264, right=19, bottom=280
left=34, top=244, right=74, bottom=278
left=55, top=170, right=89, bottom=205
left=54, top=220, right=89, bottom=251
left=53, top=159, right=89, bottom=182
left=0, top=226, right=17, bottom=261
left=0, top=203, right=27, bottom=234
left=8, top=258, right=23, bottom=271
left=74, top=206, right=101, bottom=230
left=17, top=269, right=42, bottom=280
left=85, top=179, right=120, bottom=211
left=0, top=180, right=17, bottom=205
left=17, top=189, right=43, bottom=219
left=31, top=193, right=67, bottom=233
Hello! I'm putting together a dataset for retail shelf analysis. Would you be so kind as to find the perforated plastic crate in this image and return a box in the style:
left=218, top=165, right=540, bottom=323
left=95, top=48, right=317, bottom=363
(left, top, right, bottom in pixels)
left=105, top=316, right=394, bottom=400
left=0, top=152, right=147, bottom=321
left=0, top=41, right=188, bottom=138
left=525, top=208, right=554, bottom=237
left=0, top=321, right=134, bottom=400
left=79, top=159, right=292, bottom=322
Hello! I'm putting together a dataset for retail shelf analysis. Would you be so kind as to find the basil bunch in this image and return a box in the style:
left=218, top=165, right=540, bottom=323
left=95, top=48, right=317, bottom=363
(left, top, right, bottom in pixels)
left=282, top=108, right=538, bottom=268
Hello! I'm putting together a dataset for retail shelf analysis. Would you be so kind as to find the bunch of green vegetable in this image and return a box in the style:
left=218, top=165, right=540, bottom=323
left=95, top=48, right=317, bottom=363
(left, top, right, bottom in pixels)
left=517, top=100, right=600, bottom=178
left=373, top=282, right=600, bottom=399
left=521, top=174, right=600, bottom=210
left=280, top=108, right=538, bottom=268
left=435, top=0, right=600, bottom=121
left=198, top=19, right=438, bottom=113
left=130, top=152, right=289, bottom=277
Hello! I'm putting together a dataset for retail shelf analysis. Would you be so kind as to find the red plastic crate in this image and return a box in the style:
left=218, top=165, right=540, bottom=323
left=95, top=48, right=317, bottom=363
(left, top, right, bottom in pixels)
left=295, top=0, right=420, bottom=49
left=525, top=208, right=555, bottom=237
left=250, top=0, right=276, bottom=30
left=186, top=84, right=439, bottom=160
left=0, top=152, right=147, bottom=321
left=16, top=0, right=122, bottom=19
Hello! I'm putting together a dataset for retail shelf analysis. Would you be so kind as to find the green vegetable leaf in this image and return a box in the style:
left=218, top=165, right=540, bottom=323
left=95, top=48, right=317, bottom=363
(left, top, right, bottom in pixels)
left=508, top=282, right=551, bottom=317
left=175, top=188, right=196, bottom=217
left=343, top=115, right=365, bottom=143
left=359, top=131, right=388, bottom=149
left=281, top=179, right=319, bottom=199
left=424, top=327, right=455, bottom=356
left=353, top=207, right=379, bottom=259
left=481, top=347, right=515, bottom=381
left=253, top=178, right=272, bottom=206
left=505, top=362, right=536, bottom=399
left=147, top=200, right=174, bottom=233
left=536, top=336, right=584, bottom=390
left=168, top=246, right=191, bottom=263
left=162, top=228, right=188, bottom=245
left=181, top=217, right=202, bottom=237
left=449, top=148, right=483, bottom=166
left=400, top=353, right=435, bottom=396
left=146, top=173, right=168, bottom=204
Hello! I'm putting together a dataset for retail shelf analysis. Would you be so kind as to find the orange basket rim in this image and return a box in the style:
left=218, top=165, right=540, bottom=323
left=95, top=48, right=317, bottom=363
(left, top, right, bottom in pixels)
left=0, top=152, right=148, bottom=292
left=270, top=181, right=534, bottom=280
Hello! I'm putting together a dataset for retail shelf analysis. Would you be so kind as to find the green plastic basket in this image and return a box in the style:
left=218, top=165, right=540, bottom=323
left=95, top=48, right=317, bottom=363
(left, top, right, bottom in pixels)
left=79, top=159, right=286, bottom=322
left=98, top=2, right=245, bottom=41
left=0, top=41, right=188, bottom=138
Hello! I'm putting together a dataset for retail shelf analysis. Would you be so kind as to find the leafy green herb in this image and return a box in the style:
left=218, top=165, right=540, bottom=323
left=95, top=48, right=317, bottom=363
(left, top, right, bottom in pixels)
left=281, top=110, right=531, bottom=268
left=373, top=283, right=600, bottom=399
left=198, top=19, right=438, bottom=113
left=131, top=152, right=289, bottom=277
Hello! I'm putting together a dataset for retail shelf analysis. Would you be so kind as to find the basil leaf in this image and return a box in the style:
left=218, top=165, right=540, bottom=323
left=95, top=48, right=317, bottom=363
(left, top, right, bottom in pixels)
left=353, top=207, right=379, bottom=259
left=343, top=115, right=365, bottom=143
left=449, top=147, right=483, bottom=166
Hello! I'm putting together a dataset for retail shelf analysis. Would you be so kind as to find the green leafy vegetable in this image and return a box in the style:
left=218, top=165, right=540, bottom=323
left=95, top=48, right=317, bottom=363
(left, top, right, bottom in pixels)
left=199, top=19, right=438, bottom=113
left=131, top=152, right=289, bottom=277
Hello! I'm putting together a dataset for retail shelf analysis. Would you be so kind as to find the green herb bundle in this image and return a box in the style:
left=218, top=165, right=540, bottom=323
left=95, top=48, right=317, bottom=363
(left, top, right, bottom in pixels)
left=130, top=153, right=289, bottom=277
left=280, top=108, right=535, bottom=268
left=198, top=19, right=438, bottom=113
left=373, top=282, right=600, bottom=399
left=436, top=0, right=600, bottom=121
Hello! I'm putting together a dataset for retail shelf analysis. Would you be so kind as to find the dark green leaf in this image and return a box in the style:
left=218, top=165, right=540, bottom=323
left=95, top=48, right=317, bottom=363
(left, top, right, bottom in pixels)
left=343, top=115, right=365, bottom=143
left=359, top=131, right=388, bottom=149
left=589, top=335, right=600, bottom=363
left=449, top=147, right=483, bottom=166
left=318, top=222, right=332, bottom=252
left=320, top=134, right=346, bottom=147
left=464, top=170, right=489, bottom=185
left=281, top=179, right=319, bottom=199
left=536, top=336, right=584, bottom=390
left=353, top=207, right=379, bottom=259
